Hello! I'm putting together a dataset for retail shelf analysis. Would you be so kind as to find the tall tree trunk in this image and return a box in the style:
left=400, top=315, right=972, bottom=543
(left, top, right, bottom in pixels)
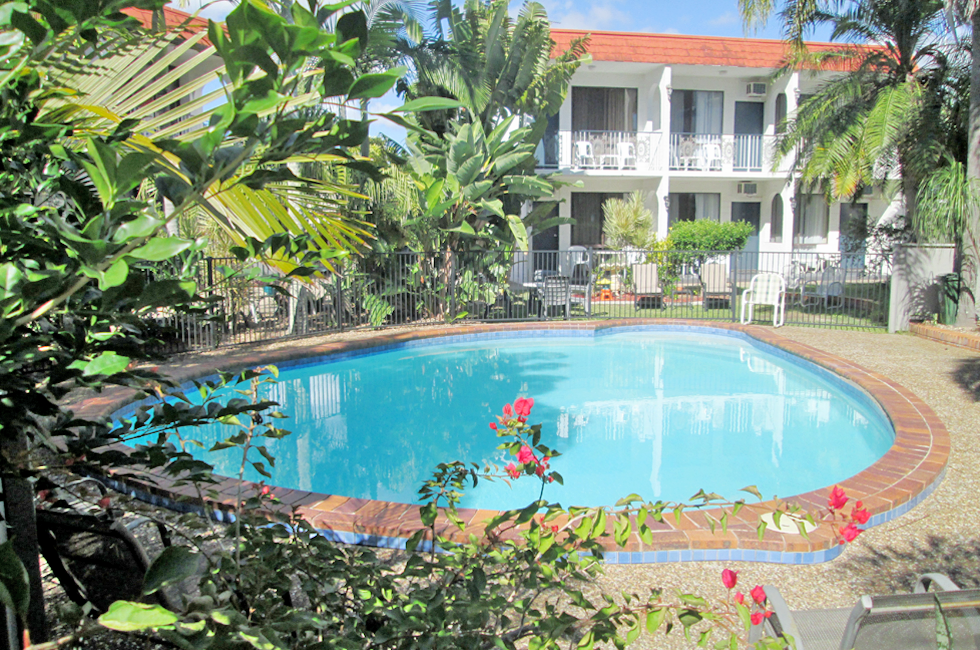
left=959, top=7, right=980, bottom=327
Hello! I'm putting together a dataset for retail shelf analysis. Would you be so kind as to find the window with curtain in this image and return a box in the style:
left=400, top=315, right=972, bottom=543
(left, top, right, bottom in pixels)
left=793, top=195, right=829, bottom=245
left=667, top=193, right=721, bottom=227
left=770, top=196, right=783, bottom=243
left=775, top=93, right=787, bottom=134
left=669, top=90, right=724, bottom=134
left=571, top=192, right=622, bottom=246
left=571, top=87, right=638, bottom=132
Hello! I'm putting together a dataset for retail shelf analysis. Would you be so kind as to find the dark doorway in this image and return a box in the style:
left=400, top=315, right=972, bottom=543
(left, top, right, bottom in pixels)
left=733, top=202, right=761, bottom=274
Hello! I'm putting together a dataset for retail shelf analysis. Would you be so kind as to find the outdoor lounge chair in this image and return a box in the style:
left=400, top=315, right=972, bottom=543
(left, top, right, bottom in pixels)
left=540, top=275, right=571, bottom=319
left=700, top=263, right=731, bottom=309
left=632, top=263, right=664, bottom=309
left=573, top=141, right=595, bottom=169
left=801, top=264, right=846, bottom=310
left=37, top=507, right=178, bottom=613
left=740, top=272, right=786, bottom=327
left=750, top=574, right=980, bottom=650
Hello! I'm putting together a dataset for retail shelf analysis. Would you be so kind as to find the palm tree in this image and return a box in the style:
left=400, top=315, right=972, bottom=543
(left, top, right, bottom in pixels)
left=773, top=0, right=960, bottom=214
left=740, top=0, right=980, bottom=324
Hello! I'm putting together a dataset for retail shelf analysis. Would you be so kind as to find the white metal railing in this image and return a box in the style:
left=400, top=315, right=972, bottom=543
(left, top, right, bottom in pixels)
left=538, top=130, right=663, bottom=173
left=668, top=133, right=785, bottom=174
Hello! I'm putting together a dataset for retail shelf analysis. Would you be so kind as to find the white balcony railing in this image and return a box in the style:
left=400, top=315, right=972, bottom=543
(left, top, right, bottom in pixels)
left=537, top=130, right=664, bottom=173
left=668, top=133, right=784, bottom=174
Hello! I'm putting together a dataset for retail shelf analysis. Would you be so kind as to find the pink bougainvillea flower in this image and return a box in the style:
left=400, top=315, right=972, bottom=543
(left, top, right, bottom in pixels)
left=489, top=422, right=497, bottom=430
left=839, top=523, right=862, bottom=543
left=550, top=524, right=559, bottom=534
left=733, top=592, right=745, bottom=605
left=260, top=485, right=270, bottom=496
left=505, top=463, right=520, bottom=479
left=503, top=403, right=513, bottom=418
left=827, top=485, right=848, bottom=511
left=851, top=501, right=871, bottom=525
left=750, top=585, right=766, bottom=604
left=535, top=464, right=546, bottom=477
left=97, top=496, right=111, bottom=509
left=547, top=475, right=555, bottom=483
left=750, top=612, right=764, bottom=626
left=514, top=397, right=535, bottom=417
left=721, top=569, right=739, bottom=590
left=517, top=445, right=536, bottom=465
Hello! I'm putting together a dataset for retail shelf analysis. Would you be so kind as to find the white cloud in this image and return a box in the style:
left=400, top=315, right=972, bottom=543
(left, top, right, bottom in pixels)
left=542, top=0, right=631, bottom=31
left=709, top=12, right=739, bottom=27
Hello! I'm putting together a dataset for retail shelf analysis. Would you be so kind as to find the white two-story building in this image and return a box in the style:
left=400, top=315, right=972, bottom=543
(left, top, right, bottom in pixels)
left=531, top=29, right=896, bottom=266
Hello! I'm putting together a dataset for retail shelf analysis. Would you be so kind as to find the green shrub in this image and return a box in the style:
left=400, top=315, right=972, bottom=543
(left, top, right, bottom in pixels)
left=667, top=220, right=753, bottom=253
left=602, top=191, right=655, bottom=249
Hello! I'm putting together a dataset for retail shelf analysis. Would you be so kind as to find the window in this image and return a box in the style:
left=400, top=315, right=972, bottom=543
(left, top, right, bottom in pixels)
left=670, top=90, right=723, bottom=134
left=667, top=193, right=721, bottom=227
left=571, top=193, right=621, bottom=246
left=793, top=195, right=829, bottom=245
left=571, top=87, right=638, bottom=132
left=775, top=93, right=787, bottom=134
left=770, top=196, right=783, bottom=243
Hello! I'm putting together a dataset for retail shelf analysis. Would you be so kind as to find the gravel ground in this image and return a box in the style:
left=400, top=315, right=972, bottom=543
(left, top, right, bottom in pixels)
left=50, top=324, right=980, bottom=648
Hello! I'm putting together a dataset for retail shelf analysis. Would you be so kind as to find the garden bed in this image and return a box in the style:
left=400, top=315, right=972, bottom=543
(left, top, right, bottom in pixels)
left=909, top=322, right=980, bottom=352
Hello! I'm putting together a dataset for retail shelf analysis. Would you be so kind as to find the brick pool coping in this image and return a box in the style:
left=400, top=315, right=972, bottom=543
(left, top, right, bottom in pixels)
left=910, top=322, right=980, bottom=353
left=69, top=320, right=949, bottom=565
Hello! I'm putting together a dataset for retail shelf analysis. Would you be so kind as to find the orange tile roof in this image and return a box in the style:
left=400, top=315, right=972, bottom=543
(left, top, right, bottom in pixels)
left=123, top=6, right=213, bottom=47
left=551, top=29, right=866, bottom=71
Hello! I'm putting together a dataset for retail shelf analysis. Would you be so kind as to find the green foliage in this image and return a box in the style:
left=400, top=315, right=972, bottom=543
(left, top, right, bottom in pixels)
left=667, top=220, right=754, bottom=253
left=602, top=191, right=655, bottom=249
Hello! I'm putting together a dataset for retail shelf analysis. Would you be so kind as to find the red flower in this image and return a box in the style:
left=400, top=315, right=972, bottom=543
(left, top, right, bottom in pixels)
left=750, top=585, right=766, bottom=604
left=851, top=501, right=871, bottom=525
left=839, top=523, right=862, bottom=543
left=547, top=475, right=554, bottom=483
left=733, top=592, right=745, bottom=605
left=503, top=403, right=513, bottom=418
left=260, top=485, right=270, bottom=496
left=97, top=496, right=111, bottom=509
left=535, top=464, right=546, bottom=477
left=517, top=445, right=536, bottom=465
left=721, top=569, right=738, bottom=590
left=489, top=422, right=497, bottom=430
left=505, top=463, right=520, bottom=479
left=750, top=612, right=764, bottom=626
left=828, top=485, right=848, bottom=511
left=551, top=524, right=559, bottom=533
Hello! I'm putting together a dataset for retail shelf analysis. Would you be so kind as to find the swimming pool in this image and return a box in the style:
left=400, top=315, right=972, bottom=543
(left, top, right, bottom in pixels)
left=174, top=327, right=894, bottom=511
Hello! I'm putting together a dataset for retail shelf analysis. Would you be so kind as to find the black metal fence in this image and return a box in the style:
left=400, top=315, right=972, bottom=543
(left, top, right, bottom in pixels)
left=148, top=248, right=891, bottom=351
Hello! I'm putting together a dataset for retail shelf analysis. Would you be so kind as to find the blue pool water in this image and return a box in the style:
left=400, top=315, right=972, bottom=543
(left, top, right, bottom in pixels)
left=163, top=329, right=894, bottom=510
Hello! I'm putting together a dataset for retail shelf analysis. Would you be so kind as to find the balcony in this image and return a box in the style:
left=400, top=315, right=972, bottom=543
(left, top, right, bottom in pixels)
left=537, top=130, right=664, bottom=174
left=668, top=133, right=783, bottom=174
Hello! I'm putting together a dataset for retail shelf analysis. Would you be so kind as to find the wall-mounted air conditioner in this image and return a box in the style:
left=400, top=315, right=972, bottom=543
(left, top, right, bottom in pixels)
left=745, top=82, right=768, bottom=98
left=737, top=181, right=759, bottom=196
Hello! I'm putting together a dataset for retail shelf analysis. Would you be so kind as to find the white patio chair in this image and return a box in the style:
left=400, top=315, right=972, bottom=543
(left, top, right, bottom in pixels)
left=574, top=141, right=595, bottom=169
left=700, top=141, right=724, bottom=171
left=750, top=574, right=980, bottom=650
left=740, top=272, right=786, bottom=327
left=632, top=263, right=664, bottom=309
left=540, top=275, right=571, bottom=319
left=601, top=142, right=637, bottom=169
left=676, top=136, right=699, bottom=170
left=801, top=264, right=846, bottom=310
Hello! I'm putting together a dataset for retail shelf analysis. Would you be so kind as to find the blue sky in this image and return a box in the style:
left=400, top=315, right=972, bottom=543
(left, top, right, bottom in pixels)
left=180, top=0, right=819, bottom=142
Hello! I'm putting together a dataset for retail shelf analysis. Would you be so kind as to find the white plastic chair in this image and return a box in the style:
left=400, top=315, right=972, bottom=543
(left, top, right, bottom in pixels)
left=740, top=272, right=786, bottom=327
left=574, top=141, right=595, bottom=169
left=540, top=276, right=570, bottom=319
left=700, top=142, right=724, bottom=171
left=602, top=142, right=637, bottom=169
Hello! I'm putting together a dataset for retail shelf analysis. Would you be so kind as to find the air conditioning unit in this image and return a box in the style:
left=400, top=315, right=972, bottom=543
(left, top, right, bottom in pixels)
left=737, top=181, right=759, bottom=196
left=745, top=82, right=768, bottom=97
left=857, top=185, right=875, bottom=199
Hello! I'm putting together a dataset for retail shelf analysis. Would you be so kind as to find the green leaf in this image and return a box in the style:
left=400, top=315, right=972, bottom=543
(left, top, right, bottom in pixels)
left=78, top=351, right=131, bottom=377
left=420, top=502, right=437, bottom=527
left=143, top=546, right=201, bottom=595
left=99, top=259, right=129, bottom=290
left=391, top=97, right=464, bottom=112
left=128, top=237, right=192, bottom=262
left=0, top=541, right=29, bottom=618
left=347, top=69, right=403, bottom=100
left=98, top=601, right=178, bottom=632
left=646, top=608, right=666, bottom=634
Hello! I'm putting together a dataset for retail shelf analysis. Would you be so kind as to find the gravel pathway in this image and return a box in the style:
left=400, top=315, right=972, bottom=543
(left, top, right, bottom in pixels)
left=596, top=326, right=980, bottom=647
